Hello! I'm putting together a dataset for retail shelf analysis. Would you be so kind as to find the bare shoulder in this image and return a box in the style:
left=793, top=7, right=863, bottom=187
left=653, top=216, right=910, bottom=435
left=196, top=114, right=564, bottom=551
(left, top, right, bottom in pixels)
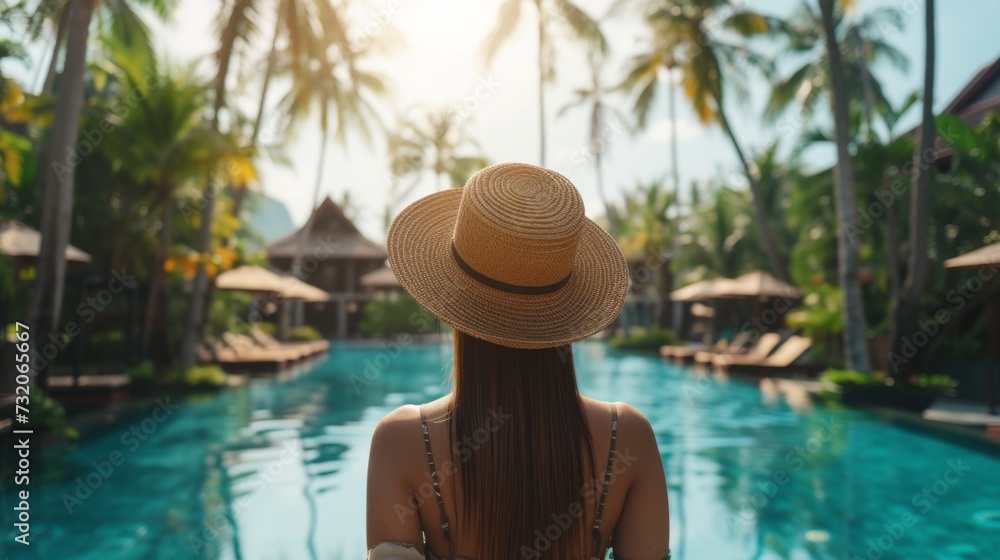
left=581, top=398, right=659, bottom=466
left=368, top=404, right=425, bottom=484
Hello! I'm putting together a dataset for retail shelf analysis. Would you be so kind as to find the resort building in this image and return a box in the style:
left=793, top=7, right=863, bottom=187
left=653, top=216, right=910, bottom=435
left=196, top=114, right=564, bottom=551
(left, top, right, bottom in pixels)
left=265, top=197, right=387, bottom=338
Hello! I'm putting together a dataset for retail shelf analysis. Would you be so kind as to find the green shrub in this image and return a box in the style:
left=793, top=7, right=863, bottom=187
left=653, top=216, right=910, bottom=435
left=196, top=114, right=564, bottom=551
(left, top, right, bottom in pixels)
left=610, top=326, right=681, bottom=352
left=255, top=322, right=277, bottom=335
left=289, top=325, right=323, bottom=342
left=124, top=360, right=156, bottom=384
left=169, top=365, right=227, bottom=387
left=34, top=390, right=77, bottom=440
left=359, top=296, right=435, bottom=337
left=820, top=369, right=957, bottom=395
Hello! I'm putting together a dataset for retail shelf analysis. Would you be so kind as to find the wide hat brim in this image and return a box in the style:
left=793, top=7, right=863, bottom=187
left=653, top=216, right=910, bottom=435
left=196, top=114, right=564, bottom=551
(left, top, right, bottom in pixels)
left=386, top=189, right=630, bottom=349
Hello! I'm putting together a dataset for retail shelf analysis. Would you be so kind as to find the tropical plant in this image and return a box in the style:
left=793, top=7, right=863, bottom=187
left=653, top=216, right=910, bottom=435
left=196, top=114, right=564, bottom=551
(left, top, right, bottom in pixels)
left=766, top=2, right=909, bottom=141
left=481, top=0, right=606, bottom=165
left=818, top=0, right=872, bottom=373
left=270, top=7, right=388, bottom=341
left=388, top=106, right=489, bottom=192
left=613, top=0, right=790, bottom=281
left=889, top=0, right=936, bottom=377
left=557, top=48, right=626, bottom=237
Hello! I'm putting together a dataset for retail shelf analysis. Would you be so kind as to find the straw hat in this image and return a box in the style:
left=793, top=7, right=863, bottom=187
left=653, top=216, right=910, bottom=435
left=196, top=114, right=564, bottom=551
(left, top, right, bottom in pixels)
left=387, top=162, right=630, bottom=349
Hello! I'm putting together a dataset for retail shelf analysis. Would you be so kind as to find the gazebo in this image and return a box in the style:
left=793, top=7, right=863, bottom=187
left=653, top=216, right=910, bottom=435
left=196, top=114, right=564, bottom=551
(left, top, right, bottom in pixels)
left=265, top=197, right=386, bottom=338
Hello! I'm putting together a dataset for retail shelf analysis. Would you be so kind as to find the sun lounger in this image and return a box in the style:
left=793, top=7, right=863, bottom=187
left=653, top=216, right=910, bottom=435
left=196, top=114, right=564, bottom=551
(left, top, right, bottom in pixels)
left=198, top=337, right=291, bottom=372
left=712, top=335, right=816, bottom=374
left=249, top=327, right=329, bottom=357
left=695, top=332, right=782, bottom=368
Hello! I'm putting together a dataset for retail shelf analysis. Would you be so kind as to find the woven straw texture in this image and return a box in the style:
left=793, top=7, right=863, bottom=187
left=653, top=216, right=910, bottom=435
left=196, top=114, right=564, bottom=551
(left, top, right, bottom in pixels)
left=387, top=162, right=630, bottom=349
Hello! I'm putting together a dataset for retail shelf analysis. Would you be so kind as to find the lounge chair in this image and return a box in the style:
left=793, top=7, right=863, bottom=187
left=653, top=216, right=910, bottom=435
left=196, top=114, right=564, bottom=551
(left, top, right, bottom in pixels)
left=249, top=327, right=329, bottom=357
left=694, top=332, right=782, bottom=368
left=198, top=337, right=291, bottom=372
left=711, top=335, right=817, bottom=374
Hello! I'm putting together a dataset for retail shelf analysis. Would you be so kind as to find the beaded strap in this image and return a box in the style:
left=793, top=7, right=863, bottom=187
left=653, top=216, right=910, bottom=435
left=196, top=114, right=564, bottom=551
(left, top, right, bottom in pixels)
left=592, top=403, right=619, bottom=559
left=419, top=405, right=455, bottom=560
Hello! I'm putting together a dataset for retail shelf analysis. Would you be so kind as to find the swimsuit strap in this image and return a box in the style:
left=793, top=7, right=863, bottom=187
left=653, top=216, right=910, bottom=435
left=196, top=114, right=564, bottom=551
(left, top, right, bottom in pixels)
left=592, top=402, right=619, bottom=559
left=419, top=405, right=455, bottom=560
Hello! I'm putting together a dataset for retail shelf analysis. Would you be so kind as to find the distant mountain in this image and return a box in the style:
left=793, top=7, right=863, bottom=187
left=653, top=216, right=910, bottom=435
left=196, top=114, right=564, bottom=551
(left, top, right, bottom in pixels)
left=243, top=193, right=296, bottom=250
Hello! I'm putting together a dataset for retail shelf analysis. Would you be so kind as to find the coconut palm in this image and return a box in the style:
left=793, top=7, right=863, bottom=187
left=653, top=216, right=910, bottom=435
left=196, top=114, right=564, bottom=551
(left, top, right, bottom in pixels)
left=268, top=10, right=388, bottom=341
left=388, top=107, right=489, bottom=192
left=557, top=48, right=626, bottom=238
left=100, top=45, right=230, bottom=365
left=613, top=0, right=790, bottom=282
left=818, top=0, right=871, bottom=372
left=890, top=0, right=935, bottom=376
left=28, top=0, right=100, bottom=386
left=766, top=1, right=908, bottom=141
left=27, top=0, right=176, bottom=385
left=480, top=0, right=607, bottom=166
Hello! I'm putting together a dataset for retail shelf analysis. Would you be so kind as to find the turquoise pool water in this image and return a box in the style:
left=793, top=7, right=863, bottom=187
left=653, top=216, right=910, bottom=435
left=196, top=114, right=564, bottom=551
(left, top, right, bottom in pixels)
left=3, top=341, right=1000, bottom=559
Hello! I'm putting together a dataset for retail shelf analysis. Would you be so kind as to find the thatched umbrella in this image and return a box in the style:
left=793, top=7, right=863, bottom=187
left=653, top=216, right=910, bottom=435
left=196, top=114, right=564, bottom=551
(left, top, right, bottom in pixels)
left=359, top=265, right=401, bottom=291
left=0, top=219, right=92, bottom=262
left=215, top=265, right=330, bottom=302
left=670, top=277, right=736, bottom=302
left=714, top=270, right=802, bottom=299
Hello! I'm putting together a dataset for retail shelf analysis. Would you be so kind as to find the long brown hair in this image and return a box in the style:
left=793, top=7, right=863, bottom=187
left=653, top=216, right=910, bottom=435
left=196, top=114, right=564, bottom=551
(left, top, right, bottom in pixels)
left=447, top=330, right=597, bottom=559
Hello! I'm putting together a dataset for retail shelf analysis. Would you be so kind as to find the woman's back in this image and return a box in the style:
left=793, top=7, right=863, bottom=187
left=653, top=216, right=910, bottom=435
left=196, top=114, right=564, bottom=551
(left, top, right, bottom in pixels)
left=367, top=394, right=669, bottom=559
left=369, top=163, right=669, bottom=559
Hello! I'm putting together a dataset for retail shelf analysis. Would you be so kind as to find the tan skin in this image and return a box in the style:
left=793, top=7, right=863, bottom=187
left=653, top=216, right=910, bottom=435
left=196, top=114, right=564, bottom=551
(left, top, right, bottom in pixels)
left=367, top=394, right=670, bottom=559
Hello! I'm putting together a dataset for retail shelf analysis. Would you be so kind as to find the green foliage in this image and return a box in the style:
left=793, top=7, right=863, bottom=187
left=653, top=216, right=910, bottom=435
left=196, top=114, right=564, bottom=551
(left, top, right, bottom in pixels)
left=289, top=325, right=323, bottom=342
left=610, top=326, right=681, bottom=352
left=169, top=365, right=227, bottom=388
left=34, top=390, right=77, bottom=440
left=821, top=369, right=957, bottom=395
left=359, top=296, right=433, bottom=337
left=124, top=360, right=156, bottom=383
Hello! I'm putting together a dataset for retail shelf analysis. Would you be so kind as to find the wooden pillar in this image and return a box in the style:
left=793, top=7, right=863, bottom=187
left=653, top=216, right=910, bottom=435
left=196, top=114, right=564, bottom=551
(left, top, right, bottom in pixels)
left=336, top=296, right=347, bottom=340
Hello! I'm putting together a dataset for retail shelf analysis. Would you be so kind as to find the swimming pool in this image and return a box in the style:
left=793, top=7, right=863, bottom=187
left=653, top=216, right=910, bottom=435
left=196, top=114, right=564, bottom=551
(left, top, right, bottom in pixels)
left=3, top=341, right=999, bottom=559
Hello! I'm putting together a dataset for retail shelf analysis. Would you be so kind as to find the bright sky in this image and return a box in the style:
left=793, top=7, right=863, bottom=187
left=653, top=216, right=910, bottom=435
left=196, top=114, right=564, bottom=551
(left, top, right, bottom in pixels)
left=6, top=0, right=1000, bottom=244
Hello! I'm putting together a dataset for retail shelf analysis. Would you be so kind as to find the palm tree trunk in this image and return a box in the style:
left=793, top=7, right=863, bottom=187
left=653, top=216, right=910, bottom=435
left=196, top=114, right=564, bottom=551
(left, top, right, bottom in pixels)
left=28, top=0, right=98, bottom=389
left=41, top=3, right=70, bottom=95
left=142, top=188, right=173, bottom=367
left=280, top=126, right=329, bottom=340
left=890, top=0, right=935, bottom=377
left=714, top=106, right=789, bottom=283
left=668, top=69, right=683, bottom=333
left=232, top=14, right=283, bottom=221
left=535, top=0, right=546, bottom=166
left=178, top=0, right=247, bottom=368
left=819, top=0, right=872, bottom=373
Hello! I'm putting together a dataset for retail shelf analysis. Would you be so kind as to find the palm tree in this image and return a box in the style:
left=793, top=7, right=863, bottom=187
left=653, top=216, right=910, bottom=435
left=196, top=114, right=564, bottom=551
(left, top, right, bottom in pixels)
left=610, top=179, right=676, bottom=327
left=818, top=0, right=871, bottom=373
left=28, top=0, right=98, bottom=387
left=766, top=2, right=908, bottom=141
left=388, top=107, right=489, bottom=192
left=480, top=0, right=606, bottom=166
left=177, top=0, right=268, bottom=369
left=614, top=0, right=790, bottom=282
left=557, top=48, right=626, bottom=238
left=27, top=0, right=175, bottom=385
left=101, top=46, right=223, bottom=365
left=271, top=8, right=388, bottom=340
left=890, top=0, right=935, bottom=376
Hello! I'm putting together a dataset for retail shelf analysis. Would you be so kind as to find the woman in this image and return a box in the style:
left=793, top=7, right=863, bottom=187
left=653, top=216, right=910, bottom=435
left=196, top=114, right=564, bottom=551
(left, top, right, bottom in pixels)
left=367, top=163, right=670, bottom=559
